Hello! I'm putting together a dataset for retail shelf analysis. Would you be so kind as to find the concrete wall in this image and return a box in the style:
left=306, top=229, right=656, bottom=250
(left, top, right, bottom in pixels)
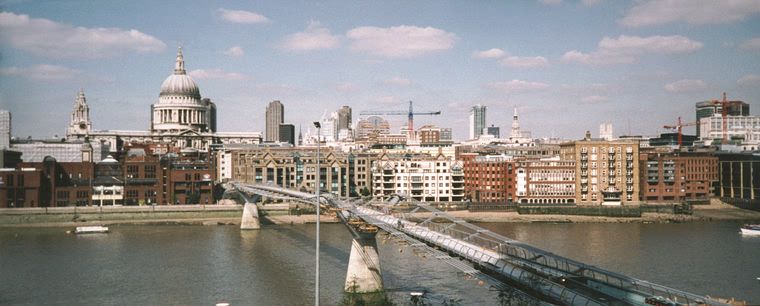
left=0, top=205, right=243, bottom=225
left=517, top=205, right=642, bottom=217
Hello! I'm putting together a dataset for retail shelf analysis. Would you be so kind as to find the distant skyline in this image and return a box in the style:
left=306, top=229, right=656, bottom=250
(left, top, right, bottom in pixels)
left=1, top=0, right=759, bottom=140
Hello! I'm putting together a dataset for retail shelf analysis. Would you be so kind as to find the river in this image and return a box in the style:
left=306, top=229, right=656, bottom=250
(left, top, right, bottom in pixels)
left=1, top=221, right=758, bottom=305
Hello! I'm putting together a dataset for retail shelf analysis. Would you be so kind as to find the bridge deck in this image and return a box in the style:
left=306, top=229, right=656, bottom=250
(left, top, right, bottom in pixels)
left=231, top=183, right=729, bottom=306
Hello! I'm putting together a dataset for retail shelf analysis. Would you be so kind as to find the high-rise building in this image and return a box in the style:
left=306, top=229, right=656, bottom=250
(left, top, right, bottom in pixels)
left=0, top=110, right=10, bottom=150
left=265, top=100, right=284, bottom=142
left=337, top=106, right=352, bottom=131
left=695, top=99, right=749, bottom=137
left=469, top=104, right=486, bottom=140
left=279, top=124, right=295, bottom=145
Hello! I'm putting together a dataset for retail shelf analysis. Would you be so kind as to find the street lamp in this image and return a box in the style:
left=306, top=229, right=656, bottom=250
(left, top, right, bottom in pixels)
left=313, top=121, right=321, bottom=306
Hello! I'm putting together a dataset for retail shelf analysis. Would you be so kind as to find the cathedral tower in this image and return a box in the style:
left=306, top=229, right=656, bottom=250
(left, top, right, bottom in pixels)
left=67, top=88, right=91, bottom=139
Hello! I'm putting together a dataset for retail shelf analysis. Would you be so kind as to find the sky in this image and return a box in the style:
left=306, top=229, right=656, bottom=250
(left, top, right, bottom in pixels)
left=1, top=0, right=759, bottom=141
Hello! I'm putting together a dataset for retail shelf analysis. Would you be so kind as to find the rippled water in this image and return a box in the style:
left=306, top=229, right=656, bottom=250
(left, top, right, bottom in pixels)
left=0, top=224, right=500, bottom=305
left=1, top=221, right=758, bottom=305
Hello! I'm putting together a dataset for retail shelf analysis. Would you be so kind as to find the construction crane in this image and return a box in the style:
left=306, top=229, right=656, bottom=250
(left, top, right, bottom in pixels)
left=710, top=92, right=730, bottom=145
left=663, top=116, right=698, bottom=147
left=359, top=101, right=441, bottom=143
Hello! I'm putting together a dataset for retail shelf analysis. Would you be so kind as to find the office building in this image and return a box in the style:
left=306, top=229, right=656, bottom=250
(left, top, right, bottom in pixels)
left=266, top=100, right=284, bottom=142
left=279, top=124, right=295, bottom=145
left=695, top=99, right=749, bottom=138
left=337, top=106, right=352, bottom=131
left=0, top=110, right=9, bottom=150
left=469, top=104, right=486, bottom=140
left=486, top=125, right=500, bottom=138
left=717, top=152, right=760, bottom=210
left=516, top=160, right=576, bottom=204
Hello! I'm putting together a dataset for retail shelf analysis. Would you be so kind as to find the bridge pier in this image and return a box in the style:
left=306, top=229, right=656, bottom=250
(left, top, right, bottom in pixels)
left=345, top=233, right=383, bottom=293
left=240, top=202, right=260, bottom=230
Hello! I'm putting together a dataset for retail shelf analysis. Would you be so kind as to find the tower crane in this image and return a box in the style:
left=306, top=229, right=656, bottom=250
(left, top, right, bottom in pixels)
left=710, top=92, right=730, bottom=145
left=359, top=101, right=441, bottom=143
left=663, top=116, right=698, bottom=147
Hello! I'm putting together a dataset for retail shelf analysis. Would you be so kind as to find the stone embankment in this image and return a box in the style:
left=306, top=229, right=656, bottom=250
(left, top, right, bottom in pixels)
left=1, top=199, right=758, bottom=227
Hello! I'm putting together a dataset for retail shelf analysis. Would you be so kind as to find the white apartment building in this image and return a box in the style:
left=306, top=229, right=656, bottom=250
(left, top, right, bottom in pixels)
left=371, top=153, right=464, bottom=202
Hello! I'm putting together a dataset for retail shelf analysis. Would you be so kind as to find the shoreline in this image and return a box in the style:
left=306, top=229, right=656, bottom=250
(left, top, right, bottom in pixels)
left=2, top=201, right=759, bottom=228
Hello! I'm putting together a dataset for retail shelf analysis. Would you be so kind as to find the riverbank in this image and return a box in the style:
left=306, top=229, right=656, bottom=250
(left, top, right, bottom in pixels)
left=2, top=200, right=759, bottom=227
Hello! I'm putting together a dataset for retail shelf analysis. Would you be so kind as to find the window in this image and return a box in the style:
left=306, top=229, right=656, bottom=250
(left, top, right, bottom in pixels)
left=145, top=165, right=156, bottom=179
left=127, top=165, right=139, bottom=178
left=185, top=173, right=191, bottom=181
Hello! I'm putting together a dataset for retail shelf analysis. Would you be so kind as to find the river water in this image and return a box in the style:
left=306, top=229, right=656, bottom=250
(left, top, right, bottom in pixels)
left=1, top=221, right=758, bottom=305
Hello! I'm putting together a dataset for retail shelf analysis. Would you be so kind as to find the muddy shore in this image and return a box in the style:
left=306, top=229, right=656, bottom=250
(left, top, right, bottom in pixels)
left=2, top=200, right=759, bottom=228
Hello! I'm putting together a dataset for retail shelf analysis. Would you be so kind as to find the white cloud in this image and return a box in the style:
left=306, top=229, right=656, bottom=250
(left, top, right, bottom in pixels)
left=217, top=8, right=270, bottom=24
left=619, top=0, right=760, bottom=27
left=488, top=80, right=549, bottom=93
left=664, top=79, right=707, bottom=93
left=0, top=11, right=165, bottom=58
left=580, top=95, right=609, bottom=104
left=0, top=64, right=81, bottom=80
left=582, top=0, right=604, bottom=6
left=189, top=69, right=247, bottom=80
left=500, top=56, right=548, bottom=68
left=384, top=77, right=413, bottom=86
left=472, top=48, right=506, bottom=59
left=224, top=46, right=244, bottom=57
left=737, top=74, right=760, bottom=86
left=346, top=25, right=456, bottom=58
left=739, top=37, right=760, bottom=51
left=280, top=21, right=340, bottom=51
left=538, top=0, right=563, bottom=5
left=562, top=35, right=703, bottom=65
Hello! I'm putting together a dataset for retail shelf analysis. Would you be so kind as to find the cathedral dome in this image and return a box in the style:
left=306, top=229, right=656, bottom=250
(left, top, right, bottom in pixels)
left=158, top=47, right=201, bottom=102
left=160, top=75, right=200, bottom=99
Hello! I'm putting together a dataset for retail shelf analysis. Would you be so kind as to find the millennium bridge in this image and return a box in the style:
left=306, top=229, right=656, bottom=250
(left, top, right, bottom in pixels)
left=228, top=182, right=729, bottom=306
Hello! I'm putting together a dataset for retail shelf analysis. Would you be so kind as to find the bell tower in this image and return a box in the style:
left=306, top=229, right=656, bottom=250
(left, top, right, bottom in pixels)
left=67, top=88, right=92, bottom=139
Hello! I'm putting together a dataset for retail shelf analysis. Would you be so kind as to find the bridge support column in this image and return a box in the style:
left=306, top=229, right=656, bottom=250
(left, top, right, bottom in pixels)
left=240, top=202, right=260, bottom=230
left=345, top=233, right=383, bottom=293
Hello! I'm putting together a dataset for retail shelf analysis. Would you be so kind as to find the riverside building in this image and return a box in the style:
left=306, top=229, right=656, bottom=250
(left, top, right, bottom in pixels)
left=560, top=133, right=640, bottom=204
left=371, top=152, right=464, bottom=202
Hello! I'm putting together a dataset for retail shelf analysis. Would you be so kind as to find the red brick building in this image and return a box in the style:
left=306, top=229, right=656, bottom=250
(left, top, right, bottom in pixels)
left=640, top=149, right=718, bottom=203
left=1, top=145, right=215, bottom=207
left=461, top=153, right=517, bottom=203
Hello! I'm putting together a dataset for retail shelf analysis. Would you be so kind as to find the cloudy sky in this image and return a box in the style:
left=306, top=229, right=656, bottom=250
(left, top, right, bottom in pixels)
left=1, top=0, right=759, bottom=140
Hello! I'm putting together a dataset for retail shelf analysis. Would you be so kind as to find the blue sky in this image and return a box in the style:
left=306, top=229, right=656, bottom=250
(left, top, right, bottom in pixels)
left=1, top=0, right=759, bottom=140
